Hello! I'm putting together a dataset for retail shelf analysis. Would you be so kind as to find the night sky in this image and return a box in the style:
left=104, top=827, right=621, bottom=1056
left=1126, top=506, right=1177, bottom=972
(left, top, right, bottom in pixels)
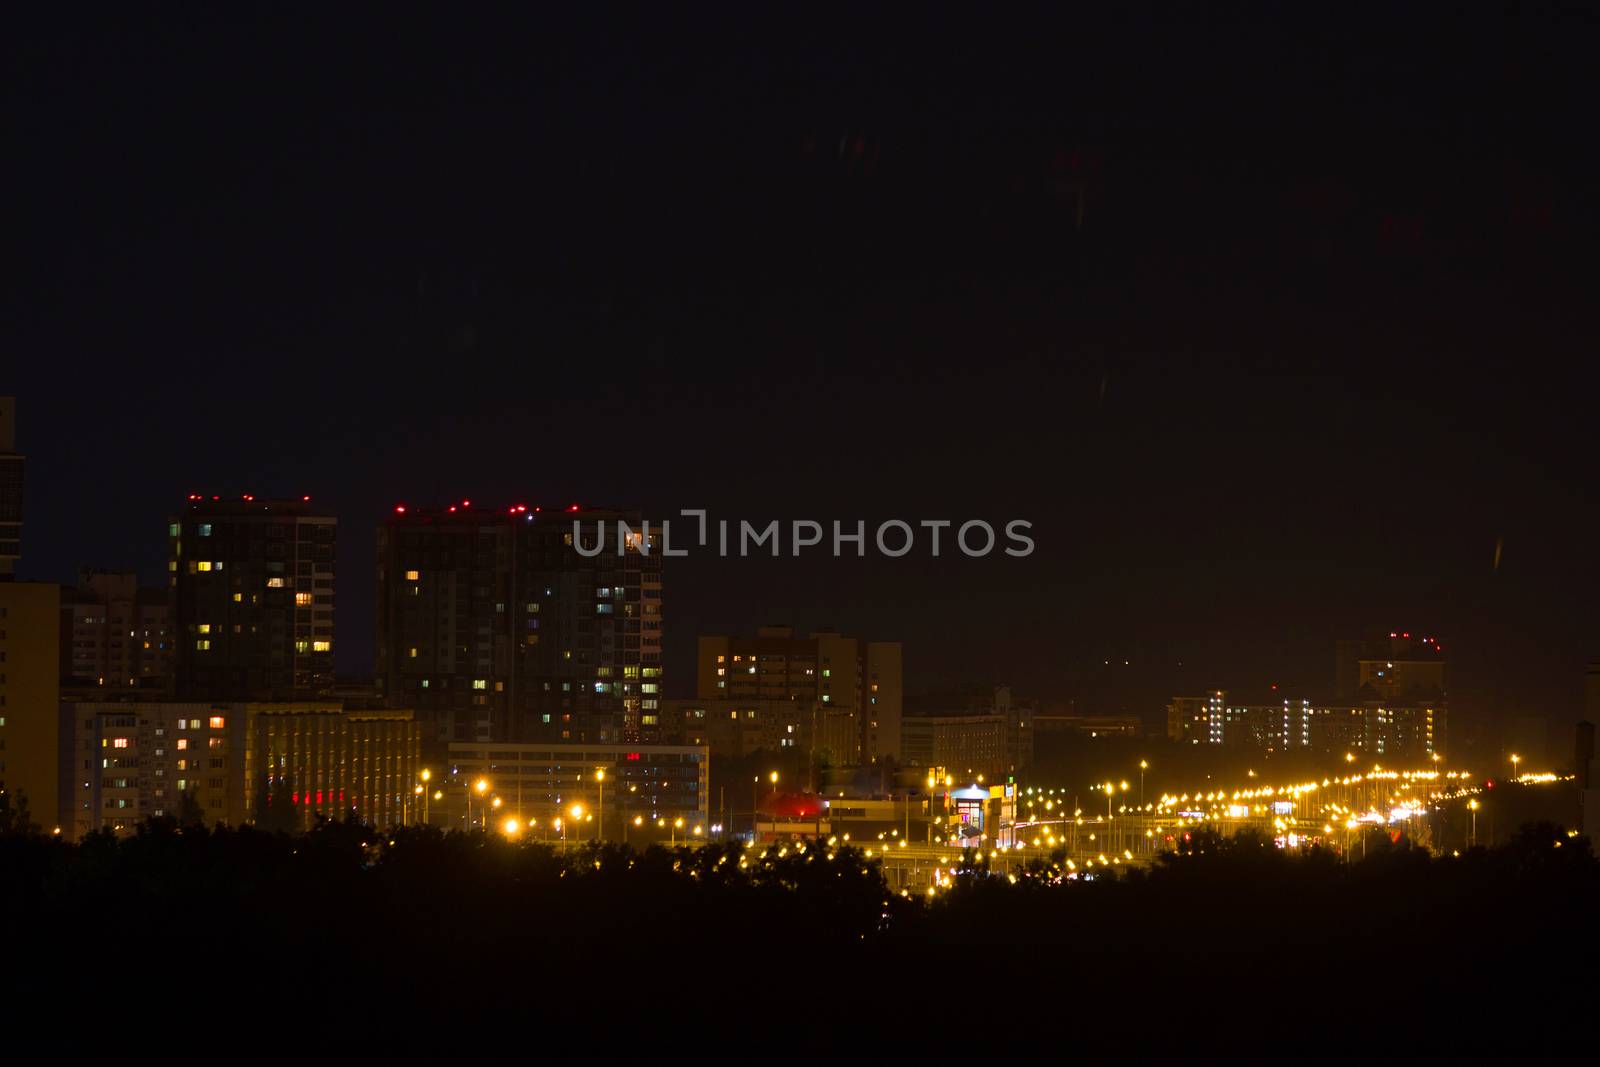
left=7, top=8, right=1596, bottom=734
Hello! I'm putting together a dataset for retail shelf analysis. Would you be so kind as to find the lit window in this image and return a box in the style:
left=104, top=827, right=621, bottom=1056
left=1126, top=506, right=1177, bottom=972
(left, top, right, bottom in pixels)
left=197, top=623, right=211, bottom=634
left=267, top=578, right=285, bottom=588
left=406, top=570, right=419, bottom=581
left=209, top=716, right=225, bottom=729
left=112, top=738, right=129, bottom=748
left=176, top=739, right=188, bottom=751
left=195, top=639, right=210, bottom=650
left=232, top=592, right=243, bottom=602
left=296, top=592, right=313, bottom=605
left=408, top=647, right=418, bottom=658
left=312, top=640, right=331, bottom=652
left=472, top=679, right=487, bottom=690
left=168, top=523, right=180, bottom=537
left=295, top=640, right=310, bottom=654
left=196, top=561, right=212, bottom=572
left=198, top=524, right=212, bottom=536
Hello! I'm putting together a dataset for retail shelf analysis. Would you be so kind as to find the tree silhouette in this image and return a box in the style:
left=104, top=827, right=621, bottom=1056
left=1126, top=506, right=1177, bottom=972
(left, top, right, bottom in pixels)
left=177, top=787, right=205, bottom=827
left=0, top=789, right=35, bottom=836
left=253, top=774, right=298, bottom=834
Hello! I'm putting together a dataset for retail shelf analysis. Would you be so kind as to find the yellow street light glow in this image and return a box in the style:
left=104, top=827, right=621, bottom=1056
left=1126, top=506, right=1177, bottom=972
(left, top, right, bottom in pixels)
left=502, top=818, right=520, bottom=835
left=475, top=778, right=489, bottom=795
left=570, top=803, right=584, bottom=819
left=420, top=769, right=432, bottom=782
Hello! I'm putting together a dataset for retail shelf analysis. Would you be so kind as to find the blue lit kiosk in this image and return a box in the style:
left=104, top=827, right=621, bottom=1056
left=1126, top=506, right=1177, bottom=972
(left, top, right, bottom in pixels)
left=947, top=785, right=992, bottom=847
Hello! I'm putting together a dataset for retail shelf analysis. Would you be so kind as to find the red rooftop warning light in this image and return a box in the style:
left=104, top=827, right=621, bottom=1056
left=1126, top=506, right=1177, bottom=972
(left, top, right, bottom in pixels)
left=395, top=506, right=406, bottom=514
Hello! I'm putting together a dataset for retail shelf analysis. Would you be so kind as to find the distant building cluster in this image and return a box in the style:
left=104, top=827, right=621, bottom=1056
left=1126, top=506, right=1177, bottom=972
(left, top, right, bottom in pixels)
left=1167, top=633, right=1448, bottom=760
left=692, top=627, right=901, bottom=765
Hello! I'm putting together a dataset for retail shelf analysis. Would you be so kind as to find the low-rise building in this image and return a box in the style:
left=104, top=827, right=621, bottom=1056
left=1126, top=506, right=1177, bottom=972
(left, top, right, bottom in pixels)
left=902, top=714, right=1008, bottom=782
left=445, top=742, right=709, bottom=840
left=664, top=697, right=859, bottom=763
left=66, top=701, right=420, bottom=838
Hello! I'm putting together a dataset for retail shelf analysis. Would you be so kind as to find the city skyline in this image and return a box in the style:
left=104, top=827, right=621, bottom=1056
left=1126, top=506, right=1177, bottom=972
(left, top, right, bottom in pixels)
left=5, top=7, right=1600, bottom=1042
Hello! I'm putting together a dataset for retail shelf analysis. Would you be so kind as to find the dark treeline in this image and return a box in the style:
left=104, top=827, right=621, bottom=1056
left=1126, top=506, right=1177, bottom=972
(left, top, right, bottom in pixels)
left=3, top=817, right=1592, bottom=1036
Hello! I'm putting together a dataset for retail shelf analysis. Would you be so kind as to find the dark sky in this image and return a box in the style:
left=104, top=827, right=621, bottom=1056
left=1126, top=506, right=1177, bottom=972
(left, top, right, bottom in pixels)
left=6, top=7, right=1596, bottom=734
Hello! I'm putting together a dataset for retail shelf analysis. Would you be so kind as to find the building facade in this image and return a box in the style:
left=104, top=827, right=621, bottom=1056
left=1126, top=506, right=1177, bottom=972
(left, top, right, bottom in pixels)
left=0, top=581, right=61, bottom=831
left=169, top=497, right=337, bottom=701
left=1166, top=690, right=1444, bottom=760
left=0, top=397, right=20, bottom=577
left=377, top=505, right=664, bottom=750
left=664, top=697, right=859, bottom=763
left=445, top=741, right=708, bottom=839
left=695, top=627, right=901, bottom=765
left=901, top=714, right=1008, bottom=782
left=66, top=701, right=419, bottom=839
left=59, top=570, right=173, bottom=693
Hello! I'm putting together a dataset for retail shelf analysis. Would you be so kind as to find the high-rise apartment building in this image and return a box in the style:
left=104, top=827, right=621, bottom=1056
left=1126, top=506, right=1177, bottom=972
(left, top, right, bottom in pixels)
left=1166, top=689, right=1444, bottom=760
left=66, top=700, right=419, bottom=839
left=169, top=497, right=336, bottom=701
left=0, top=581, right=61, bottom=830
left=377, top=504, right=664, bottom=750
left=1336, top=631, right=1447, bottom=703
left=0, top=397, right=20, bottom=577
left=695, top=627, right=902, bottom=765
left=59, top=570, right=174, bottom=693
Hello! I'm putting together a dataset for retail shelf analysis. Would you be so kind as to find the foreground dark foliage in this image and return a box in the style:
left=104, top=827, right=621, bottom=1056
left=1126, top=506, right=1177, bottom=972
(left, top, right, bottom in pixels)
left=4, top=818, right=1592, bottom=1036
